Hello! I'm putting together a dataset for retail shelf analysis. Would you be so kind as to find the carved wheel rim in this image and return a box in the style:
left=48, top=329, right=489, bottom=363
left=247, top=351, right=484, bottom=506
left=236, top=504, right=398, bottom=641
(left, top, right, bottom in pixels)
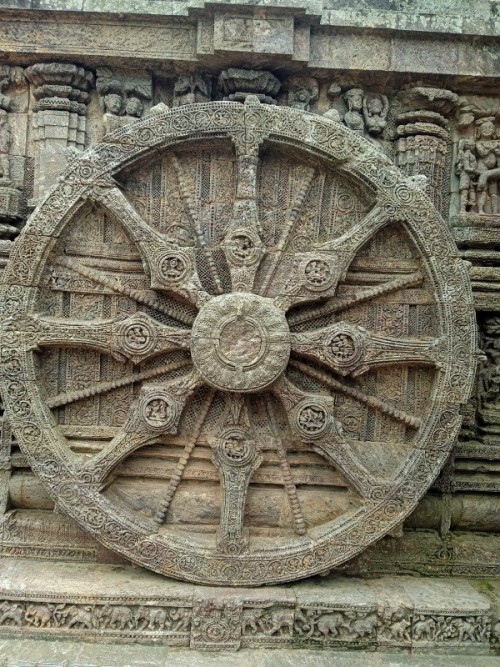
left=0, top=101, right=476, bottom=585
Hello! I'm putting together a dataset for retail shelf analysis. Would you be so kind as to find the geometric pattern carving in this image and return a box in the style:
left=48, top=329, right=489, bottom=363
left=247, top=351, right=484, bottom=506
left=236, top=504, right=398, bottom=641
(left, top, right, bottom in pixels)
left=0, top=101, right=476, bottom=585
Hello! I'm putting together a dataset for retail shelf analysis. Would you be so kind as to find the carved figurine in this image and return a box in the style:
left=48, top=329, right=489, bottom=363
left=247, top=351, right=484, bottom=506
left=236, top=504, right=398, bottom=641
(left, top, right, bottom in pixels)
left=0, top=75, right=12, bottom=115
left=124, top=95, right=144, bottom=119
left=475, top=117, right=500, bottom=215
left=456, top=139, right=477, bottom=213
left=147, top=102, right=169, bottom=116
left=97, top=69, right=150, bottom=134
left=324, top=82, right=342, bottom=122
left=343, top=87, right=365, bottom=134
left=102, top=90, right=124, bottom=135
left=286, top=76, right=319, bottom=112
left=362, top=93, right=389, bottom=136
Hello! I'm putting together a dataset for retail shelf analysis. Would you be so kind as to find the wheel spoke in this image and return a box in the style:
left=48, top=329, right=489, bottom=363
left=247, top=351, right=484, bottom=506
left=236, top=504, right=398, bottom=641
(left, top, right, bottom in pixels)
left=222, top=155, right=264, bottom=292
left=289, top=358, right=421, bottom=429
left=265, top=399, right=307, bottom=536
left=271, top=375, right=380, bottom=499
left=288, top=271, right=424, bottom=328
left=154, top=390, right=215, bottom=526
left=27, top=312, right=191, bottom=365
left=172, top=155, right=223, bottom=294
left=273, top=205, right=392, bottom=313
left=89, top=367, right=204, bottom=483
left=92, top=184, right=210, bottom=308
left=291, top=322, right=443, bottom=377
left=259, top=167, right=316, bottom=296
left=88, top=431, right=159, bottom=487
left=209, top=395, right=262, bottom=555
left=316, top=204, right=390, bottom=256
left=272, top=250, right=347, bottom=312
left=47, top=359, right=191, bottom=409
left=55, top=256, right=196, bottom=327
left=312, top=438, right=387, bottom=501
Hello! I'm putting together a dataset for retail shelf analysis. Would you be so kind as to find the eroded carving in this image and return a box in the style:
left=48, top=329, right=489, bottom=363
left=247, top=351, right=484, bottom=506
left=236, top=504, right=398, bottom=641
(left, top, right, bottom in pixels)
left=173, top=74, right=211, bottom=106
left=218, top=68, right=280, bottom=104
left=96, top=67, right=151, bottom=135
left=285, top=76, right=318, bottom=112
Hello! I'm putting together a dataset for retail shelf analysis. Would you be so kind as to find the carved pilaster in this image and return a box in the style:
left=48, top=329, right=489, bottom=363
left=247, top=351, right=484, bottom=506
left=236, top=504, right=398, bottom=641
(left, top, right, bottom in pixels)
left=0, top=66, right=25, bottom=233
left=24, top=63, right=94, bottom=201
left=394, top=87, right=458, bottom=217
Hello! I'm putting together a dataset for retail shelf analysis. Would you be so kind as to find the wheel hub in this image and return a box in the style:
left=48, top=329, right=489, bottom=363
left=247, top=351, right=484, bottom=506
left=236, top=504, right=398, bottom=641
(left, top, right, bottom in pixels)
left=191, top=293, right=290, bottom=392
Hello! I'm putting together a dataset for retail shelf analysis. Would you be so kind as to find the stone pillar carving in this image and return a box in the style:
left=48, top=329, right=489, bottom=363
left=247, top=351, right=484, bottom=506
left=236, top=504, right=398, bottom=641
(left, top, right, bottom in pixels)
left=25, top=63, right=94, bottom=201
left=394, top=87, right=458, bottom=217
left=218, top=68, right=280, bottom=104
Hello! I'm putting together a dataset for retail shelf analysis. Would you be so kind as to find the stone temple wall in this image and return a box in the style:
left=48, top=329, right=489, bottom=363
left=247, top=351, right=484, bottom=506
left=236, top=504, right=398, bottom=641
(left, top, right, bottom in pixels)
left=0, top=0, right=499, bottom=658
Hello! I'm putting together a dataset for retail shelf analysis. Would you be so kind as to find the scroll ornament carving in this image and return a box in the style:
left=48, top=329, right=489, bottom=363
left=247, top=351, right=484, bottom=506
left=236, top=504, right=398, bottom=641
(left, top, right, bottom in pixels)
left=0, top=100, right=476, bottom=586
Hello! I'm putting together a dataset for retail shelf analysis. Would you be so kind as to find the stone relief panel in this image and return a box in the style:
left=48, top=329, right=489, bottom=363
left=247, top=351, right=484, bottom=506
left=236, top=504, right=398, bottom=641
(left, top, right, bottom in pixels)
left=0, top=101, right=476, bottom=586
left=95, top=67, right=152, bottom=138
left=452, top=101, right=500, bottom=234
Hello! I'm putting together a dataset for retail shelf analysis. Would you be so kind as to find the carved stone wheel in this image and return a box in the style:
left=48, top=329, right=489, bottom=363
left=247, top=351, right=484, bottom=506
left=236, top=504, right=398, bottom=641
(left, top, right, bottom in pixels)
left=0, top=101, right=476, bottom=585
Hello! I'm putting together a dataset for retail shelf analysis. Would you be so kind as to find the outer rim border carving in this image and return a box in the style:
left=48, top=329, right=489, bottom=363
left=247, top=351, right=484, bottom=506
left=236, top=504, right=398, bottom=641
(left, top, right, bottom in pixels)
left=0, top=102, right=477, bottom=586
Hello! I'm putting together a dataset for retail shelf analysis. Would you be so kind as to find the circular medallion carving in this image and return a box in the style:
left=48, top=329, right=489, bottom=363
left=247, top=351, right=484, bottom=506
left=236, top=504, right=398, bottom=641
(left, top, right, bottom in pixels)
left=303, top=258, right=334, bottom=291
left=325, top=325, right=364, bottom=369
left=119, top=321, right=156, bottom=357
left=220, top=428, right=254, bottom=466
left=0, top=101, right=476, bottom=586
left=141, top=392, right=177, bottom=431
left=225, top=231, right=260, bottom=265
left=157, top=250, right=190, bottom=284
left=191, top=293, right=290, bottom=393
left=296, top=402, right=329, bottom=439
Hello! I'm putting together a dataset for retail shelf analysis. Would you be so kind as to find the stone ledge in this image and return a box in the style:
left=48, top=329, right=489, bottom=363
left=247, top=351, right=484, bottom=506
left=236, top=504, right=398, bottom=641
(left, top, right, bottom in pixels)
left=2, top=642, right=500, bottom=667
left=2, top=640, right=500, bottom=667
left=0, top=0, right=498, bottom=39
left=0, top=558, right=498, bottom=653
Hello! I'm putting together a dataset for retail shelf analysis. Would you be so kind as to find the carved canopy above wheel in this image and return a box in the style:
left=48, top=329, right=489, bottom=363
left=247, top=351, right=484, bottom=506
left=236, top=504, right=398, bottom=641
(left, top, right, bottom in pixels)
left=0, top=100, right=477, bottom=585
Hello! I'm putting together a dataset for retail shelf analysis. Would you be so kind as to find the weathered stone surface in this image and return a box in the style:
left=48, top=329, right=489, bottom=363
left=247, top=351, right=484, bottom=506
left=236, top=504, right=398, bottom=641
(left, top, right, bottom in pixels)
left=0, top=558, right=497, bottom=654
left=2, top=641, right=500, bottom=667
left=0, top=0, right=498, bottom=658
left=0, top=101, right=476, bottom=586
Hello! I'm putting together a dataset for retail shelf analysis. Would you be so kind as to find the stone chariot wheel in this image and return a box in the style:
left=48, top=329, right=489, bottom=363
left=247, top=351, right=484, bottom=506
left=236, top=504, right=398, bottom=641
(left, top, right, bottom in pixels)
left=0, top=100, right=476, bottom=585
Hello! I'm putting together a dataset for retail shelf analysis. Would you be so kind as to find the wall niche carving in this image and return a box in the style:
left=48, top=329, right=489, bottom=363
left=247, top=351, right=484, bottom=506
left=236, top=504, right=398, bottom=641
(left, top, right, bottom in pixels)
left=0, top=99, right=476, bottom=586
